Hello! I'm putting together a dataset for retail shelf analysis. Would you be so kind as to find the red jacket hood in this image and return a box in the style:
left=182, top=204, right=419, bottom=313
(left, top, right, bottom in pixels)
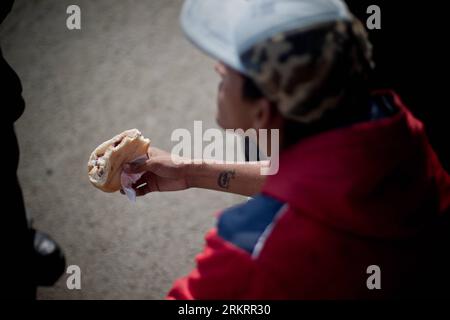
left=263, top=91, right=450, bottom=239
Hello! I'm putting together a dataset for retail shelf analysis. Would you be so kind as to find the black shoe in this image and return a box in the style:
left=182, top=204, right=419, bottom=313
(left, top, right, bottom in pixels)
left=32, top=230, right=66, bottom=286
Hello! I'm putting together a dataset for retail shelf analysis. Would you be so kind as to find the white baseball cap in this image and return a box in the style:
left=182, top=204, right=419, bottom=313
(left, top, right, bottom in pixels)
left=180, top=0, right=352, bottom=75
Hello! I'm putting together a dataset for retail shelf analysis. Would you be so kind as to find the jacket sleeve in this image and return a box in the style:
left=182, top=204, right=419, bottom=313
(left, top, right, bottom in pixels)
left=166, top=229, right=256, bottom=300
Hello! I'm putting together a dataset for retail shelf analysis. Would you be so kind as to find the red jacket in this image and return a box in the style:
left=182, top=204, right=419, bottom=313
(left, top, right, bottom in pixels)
left=167, top=91, right=450, bottom=299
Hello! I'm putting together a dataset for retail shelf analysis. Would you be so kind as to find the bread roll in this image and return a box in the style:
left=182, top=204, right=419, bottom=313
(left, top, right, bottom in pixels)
left=88, top=129, right=150, bottom=193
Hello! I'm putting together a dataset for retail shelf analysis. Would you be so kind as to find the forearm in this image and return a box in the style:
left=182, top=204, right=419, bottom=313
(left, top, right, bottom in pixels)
left=186, top=161, right=268, bottom=197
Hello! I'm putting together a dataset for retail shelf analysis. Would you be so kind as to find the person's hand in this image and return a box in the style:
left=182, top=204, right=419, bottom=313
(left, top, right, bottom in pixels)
left=120, top=147, right=190, bottom=197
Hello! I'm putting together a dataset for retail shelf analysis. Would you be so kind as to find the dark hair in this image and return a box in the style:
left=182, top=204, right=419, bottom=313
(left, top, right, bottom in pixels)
left=242, top=74, right=265, bottom=101
left=241, top=73, right=371, bottom=149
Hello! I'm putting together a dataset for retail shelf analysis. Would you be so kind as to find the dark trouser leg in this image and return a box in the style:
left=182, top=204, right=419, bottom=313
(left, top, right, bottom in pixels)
left=4, top=126, right=36, bottom=299
left=4, top=177, right=36, bottom=299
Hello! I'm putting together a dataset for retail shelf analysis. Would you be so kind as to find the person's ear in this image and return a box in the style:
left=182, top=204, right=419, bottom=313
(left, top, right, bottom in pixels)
left=251, top=99, right=277, bottom=130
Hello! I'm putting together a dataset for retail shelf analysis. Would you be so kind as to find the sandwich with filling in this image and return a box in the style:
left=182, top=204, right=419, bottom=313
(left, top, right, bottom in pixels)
left=88, top=129, right=150, bottom=193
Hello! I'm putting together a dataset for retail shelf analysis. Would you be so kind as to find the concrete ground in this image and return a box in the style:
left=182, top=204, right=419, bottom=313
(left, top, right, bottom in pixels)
left=1, top=0, right=246, bottom=299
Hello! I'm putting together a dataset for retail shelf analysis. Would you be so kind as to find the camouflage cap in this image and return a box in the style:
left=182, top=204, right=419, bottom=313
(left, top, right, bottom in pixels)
left=181, top=0, right=374, bottom=123
left=240, top=18, right=374, bottom=123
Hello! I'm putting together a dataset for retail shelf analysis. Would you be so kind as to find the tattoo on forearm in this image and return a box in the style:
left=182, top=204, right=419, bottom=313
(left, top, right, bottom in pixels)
left=218, top=170, right=235, bottom=189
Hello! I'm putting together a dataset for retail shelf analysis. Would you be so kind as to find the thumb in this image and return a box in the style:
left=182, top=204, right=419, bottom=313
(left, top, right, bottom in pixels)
left=124, top=159, right=158, bottom=174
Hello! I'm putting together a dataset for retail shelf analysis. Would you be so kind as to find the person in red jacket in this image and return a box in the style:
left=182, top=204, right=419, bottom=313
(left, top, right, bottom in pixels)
left=124, top=0, right=450, bottom=299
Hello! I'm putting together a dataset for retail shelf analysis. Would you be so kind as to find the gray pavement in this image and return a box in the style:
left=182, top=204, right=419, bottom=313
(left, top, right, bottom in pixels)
left=1, top=0, right=245, bottom=299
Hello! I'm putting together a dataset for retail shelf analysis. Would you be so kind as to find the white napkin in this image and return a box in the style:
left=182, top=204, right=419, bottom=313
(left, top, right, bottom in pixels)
left=120, top=155, right=148, bottom=202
